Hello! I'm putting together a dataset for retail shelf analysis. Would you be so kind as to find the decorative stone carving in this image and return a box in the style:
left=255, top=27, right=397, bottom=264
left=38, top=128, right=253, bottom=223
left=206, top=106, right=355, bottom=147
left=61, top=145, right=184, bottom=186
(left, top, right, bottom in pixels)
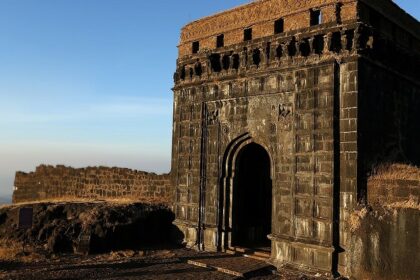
left=278, top=104, right=292, bottom=120
left=207, top=109, right=219, bottom=125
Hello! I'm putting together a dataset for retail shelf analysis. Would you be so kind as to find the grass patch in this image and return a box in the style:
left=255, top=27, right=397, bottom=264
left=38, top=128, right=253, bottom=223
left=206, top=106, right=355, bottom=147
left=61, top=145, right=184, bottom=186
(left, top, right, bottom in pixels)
left=370, top=163, right=420, bottom=181
left=13, top=195, right=170, bottom=207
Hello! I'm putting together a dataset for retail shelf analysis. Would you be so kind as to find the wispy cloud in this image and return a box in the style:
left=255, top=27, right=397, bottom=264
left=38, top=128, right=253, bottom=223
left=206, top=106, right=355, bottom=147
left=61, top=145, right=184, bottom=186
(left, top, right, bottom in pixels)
left=0, top=97, right=172, bottom=124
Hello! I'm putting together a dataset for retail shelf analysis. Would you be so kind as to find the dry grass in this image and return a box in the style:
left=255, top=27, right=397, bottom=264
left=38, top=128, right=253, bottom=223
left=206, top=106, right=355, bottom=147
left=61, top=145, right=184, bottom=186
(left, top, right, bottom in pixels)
left=13, top=195, right=170, bottom=207
left=368, top=163, right=420, bottom=206
left=0, top=204, right=11, bottom=210
left=370, top=163, right=420, bottom=181
left=0, top=238, right=22, bottom=261
left=0, top=238, right=46, bottom=263
left=388, top=195, right=420, bottom=210
left=349, top=207, right=369, bottom=232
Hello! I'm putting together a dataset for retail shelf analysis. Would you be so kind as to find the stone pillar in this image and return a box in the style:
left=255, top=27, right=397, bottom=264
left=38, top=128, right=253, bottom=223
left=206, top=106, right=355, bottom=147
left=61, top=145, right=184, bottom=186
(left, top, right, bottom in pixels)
left=271, top=41, right=279, bottom=61
left=308, top=37, right=315, bottom=55
left=341, top=31, right=348, bottom=52
left=294, top=37, right=300, bottom=57
left=324, top=32, right=333, bottom=54
left=229, top=54, right=235, bottom=68
left=282, top=42, right=289, bottom=59
left=337, top=61, right=359, bottom=277
left=219, top=54, right=224, bottom=72
left=247, top=49, right=254, bottom=67
left=259, top=46, right=266, bottom=65
left=206, top=57, right=212, bottom=76
left=240, top=49, right=247, bottom=68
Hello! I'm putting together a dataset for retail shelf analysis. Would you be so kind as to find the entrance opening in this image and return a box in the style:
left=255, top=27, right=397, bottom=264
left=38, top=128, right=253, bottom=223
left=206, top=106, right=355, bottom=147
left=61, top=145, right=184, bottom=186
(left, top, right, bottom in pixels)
left=232, top=143, right=272, bottom=250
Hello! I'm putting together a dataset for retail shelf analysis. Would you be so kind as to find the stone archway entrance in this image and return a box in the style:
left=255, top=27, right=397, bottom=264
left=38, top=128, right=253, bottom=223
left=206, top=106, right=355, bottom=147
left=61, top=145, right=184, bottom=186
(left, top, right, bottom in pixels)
left=219, top=135, right=272, bottom=253
left=232, top=143, right=272, bottom=249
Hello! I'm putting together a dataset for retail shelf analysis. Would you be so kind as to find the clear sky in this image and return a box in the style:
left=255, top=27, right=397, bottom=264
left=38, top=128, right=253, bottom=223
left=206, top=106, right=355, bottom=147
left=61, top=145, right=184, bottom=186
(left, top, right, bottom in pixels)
left=0, top=0, right=418, bottom=199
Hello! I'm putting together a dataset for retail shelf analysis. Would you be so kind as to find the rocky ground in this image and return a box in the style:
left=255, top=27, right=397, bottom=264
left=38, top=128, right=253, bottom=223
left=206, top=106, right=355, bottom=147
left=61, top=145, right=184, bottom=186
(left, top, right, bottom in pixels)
left=0, top=202, right=334, bottom=279
left=0, top=248, right=330, bottom=280
left=0, top=202, right=179, bottom=255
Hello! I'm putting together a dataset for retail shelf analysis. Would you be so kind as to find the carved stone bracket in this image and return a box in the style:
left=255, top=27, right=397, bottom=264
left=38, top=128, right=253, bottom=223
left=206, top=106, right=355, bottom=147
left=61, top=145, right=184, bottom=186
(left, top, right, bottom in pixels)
left=207, top=109, right=219, bottom=125
left=272, top=103, right=293, bottom=131
left=278, top=104, right=292, bottom=120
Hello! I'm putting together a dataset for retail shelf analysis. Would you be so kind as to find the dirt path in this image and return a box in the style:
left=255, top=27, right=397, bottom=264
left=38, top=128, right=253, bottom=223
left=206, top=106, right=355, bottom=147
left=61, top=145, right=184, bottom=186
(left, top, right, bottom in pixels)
left=0, top=249, right=326, bottom=280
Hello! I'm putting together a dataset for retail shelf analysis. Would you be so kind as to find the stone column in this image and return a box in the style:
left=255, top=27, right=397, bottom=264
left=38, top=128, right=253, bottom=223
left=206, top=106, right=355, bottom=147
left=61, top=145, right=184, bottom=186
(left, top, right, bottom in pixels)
left=294, top=37, right=299, bottom=57
left=352, top=27, right=359, bottom=51
left=207, top=56, right=213, bottom=75
left=341, top=31, right=348, bottom=52
left=240, top=49, right=248, bottom=68
left=324, top=32, right=333, bottom=54
left=271, top=41, right=279, bottom=61
left=247, top=49, right=254, bottom=67
left=219, top=54, right=224, bottom=72
left=282, top=42, right=289, bottom=59
left=308, top=37, right=315, bottom=55
left=259, top=46, right=266, bottom=65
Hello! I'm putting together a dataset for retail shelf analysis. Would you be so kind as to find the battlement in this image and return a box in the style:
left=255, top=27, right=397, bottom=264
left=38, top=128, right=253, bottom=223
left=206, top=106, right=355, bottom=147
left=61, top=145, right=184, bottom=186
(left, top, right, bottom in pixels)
left=179, top=0, right=358, bottom=57
left=178, top=0, right=420, bottom=58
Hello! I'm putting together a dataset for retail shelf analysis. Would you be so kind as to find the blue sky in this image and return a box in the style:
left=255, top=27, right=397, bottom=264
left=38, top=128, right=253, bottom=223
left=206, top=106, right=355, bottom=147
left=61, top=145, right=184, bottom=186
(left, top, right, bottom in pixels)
left=0, top=1, right=418, bottom=199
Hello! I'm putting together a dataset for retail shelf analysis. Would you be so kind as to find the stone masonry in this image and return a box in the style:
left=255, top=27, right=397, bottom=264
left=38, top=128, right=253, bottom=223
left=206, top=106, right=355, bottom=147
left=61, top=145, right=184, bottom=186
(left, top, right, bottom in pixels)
left=11, top=0, right=420, bottom=278
left=13, top=165, right=171, bottom=204
left=171, top=0, right=420, bottom=277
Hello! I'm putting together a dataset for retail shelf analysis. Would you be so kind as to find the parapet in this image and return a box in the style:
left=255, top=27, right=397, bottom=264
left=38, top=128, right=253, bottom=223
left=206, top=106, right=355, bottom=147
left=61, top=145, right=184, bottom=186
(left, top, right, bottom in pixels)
left=178, top=0, right=358, bottom=57
left=178, top=0, right=420, bottom=58
left=12, top=165, right=172, bottom=204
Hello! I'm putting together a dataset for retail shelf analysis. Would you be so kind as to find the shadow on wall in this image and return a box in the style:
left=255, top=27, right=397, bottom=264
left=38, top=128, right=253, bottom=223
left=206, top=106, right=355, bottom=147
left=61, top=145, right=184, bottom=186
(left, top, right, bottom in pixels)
left=358, top=57, right=420, bottom=202
left=89, top=208, right=185, bottom=253
left=349, top=207, right=420, bottom=280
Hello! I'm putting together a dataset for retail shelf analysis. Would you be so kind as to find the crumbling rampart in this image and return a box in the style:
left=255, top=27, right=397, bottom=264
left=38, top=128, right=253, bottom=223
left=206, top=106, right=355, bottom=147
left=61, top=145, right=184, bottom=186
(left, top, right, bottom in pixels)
left=12, top=165, right=172, bottom=204
left=346, top=164, right=420, bottom=279
left=367, top=163, right=420, bottom=205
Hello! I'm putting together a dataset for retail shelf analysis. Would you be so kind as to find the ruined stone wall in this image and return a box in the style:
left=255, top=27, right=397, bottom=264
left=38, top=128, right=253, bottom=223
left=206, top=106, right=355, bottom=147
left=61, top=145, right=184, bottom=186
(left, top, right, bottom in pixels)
left=346, top=164, right=420, bottom=279
left=12, top=165, right=172, bottom=204
left=367, top=164, right=420, bottom=205
left=349, top=207, right=420, bottom=280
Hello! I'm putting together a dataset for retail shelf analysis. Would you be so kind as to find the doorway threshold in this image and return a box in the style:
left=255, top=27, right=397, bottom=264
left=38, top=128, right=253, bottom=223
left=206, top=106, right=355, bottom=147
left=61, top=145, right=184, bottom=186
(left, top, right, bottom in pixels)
left=226, top=246, right=271, bottom=261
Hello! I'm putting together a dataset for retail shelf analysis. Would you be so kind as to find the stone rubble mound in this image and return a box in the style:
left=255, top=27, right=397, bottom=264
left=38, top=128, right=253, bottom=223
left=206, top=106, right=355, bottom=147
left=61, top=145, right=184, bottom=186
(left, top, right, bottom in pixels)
left=0, top=202, right=181, bottom=254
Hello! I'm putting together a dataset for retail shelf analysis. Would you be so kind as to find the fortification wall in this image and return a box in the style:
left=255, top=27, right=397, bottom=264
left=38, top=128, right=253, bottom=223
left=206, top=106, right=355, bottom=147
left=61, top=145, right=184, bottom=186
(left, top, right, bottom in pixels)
left=178, top=0, right=358, bottom=56
left=349, top=207, right=420, bottom=280
left=367, top=164, right=420, bottom=205
left=12, top=165, right=172, bottom=204
left=345, top=164, right=420, bottom=279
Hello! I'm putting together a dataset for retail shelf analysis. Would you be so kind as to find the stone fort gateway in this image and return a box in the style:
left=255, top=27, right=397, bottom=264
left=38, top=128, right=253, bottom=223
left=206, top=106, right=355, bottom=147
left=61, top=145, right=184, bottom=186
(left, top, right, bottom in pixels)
left=12, top=0, right=420, bottom=278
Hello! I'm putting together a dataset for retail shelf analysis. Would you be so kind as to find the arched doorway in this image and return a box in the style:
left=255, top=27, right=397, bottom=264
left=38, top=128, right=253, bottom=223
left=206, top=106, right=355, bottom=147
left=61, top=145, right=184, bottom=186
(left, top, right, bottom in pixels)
left=231, top=143, right=272, bottom=249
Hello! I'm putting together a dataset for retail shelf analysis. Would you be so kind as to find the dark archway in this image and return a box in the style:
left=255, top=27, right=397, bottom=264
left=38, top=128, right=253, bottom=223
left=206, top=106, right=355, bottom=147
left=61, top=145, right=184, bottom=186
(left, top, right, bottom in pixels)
left=232, top=143, right=272, bottom=249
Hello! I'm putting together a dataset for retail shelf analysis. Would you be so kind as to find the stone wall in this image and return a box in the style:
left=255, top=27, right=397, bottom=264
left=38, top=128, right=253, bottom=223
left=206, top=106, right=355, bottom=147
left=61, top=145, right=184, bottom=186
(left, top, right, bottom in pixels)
left=346, top=164, right=420, bottom=279
left=12, top=165, right=172, bottom=204
left=349, top=207, right=420, bottom=280
left=178, top=0, right=358, bottom=56
left=367, top=164, right=420, bottom=205
left=172, top=2, right=364, bottom=271
left=172, top=0, right=420, bottom=277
